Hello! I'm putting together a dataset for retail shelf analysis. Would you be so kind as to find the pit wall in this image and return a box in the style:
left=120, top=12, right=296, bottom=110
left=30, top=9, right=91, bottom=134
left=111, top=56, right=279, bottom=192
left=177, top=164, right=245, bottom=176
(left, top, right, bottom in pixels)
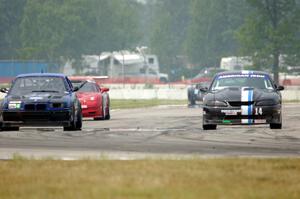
left=1, top=84, right=300, bottom=101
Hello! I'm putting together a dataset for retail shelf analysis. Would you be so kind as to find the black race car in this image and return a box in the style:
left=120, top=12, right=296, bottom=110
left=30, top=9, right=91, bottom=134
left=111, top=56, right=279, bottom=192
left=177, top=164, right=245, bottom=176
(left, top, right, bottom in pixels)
left=201, top=71, right=284, bottom=130
left=0, top=73, right=82, bottom=131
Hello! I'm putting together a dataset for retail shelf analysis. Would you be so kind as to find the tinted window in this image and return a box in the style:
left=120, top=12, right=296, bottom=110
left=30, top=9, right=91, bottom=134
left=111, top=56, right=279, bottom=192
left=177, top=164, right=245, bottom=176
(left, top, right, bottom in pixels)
left=211, top=74, right=274, bottom=90
left=10, top=76, right=67, bottom=95
left=78, top=82, right=98, bottom=92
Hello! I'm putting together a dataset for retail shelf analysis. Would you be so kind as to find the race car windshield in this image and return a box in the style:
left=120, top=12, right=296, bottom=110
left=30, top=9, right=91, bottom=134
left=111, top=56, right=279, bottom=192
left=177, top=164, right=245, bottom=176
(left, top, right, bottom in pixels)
left=78, top=82, right=98, bottom=92
left=9, top=77, right=67, bottom=95
left=211, top=74, right=274, bottom=91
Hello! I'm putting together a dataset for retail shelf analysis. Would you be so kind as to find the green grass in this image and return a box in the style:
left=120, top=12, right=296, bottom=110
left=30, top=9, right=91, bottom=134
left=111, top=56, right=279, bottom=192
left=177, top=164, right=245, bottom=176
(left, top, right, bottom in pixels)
left=111, top=99, right=186, bottom=109
left=0, top=158, right=300, bottom=199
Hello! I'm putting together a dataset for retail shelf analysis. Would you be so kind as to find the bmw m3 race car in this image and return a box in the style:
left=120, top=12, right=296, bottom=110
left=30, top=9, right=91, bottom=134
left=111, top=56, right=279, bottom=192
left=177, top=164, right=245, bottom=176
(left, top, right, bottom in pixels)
left=0, top=73, right=82, bottom=131
left=202, top=71, right=284, bottom=130
left=70, top=78, right=110, bottom=120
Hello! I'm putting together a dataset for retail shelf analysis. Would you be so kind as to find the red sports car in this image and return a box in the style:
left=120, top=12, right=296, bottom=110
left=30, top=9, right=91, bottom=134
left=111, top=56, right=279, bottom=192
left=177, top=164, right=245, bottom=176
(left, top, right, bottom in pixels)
left=71, top=79, right=110, bottom=120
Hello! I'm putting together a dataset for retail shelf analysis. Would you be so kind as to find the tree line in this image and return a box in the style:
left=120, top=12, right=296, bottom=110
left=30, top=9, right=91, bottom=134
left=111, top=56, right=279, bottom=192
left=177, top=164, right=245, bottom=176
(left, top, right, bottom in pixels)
left=151, top=0, right=300, bottom=82
left=1, top=0, right=300, bottom=82
left=0, top=0, right=141, bottom=61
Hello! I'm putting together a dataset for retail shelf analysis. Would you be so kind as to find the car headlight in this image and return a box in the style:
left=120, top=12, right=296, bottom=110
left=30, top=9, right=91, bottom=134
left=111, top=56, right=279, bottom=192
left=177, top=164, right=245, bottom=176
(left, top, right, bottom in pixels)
left=206, top=100, right=228, bottom=107
left=256, top=100, right=279, bottom=106
left=51, top=102, right=64, bottom=108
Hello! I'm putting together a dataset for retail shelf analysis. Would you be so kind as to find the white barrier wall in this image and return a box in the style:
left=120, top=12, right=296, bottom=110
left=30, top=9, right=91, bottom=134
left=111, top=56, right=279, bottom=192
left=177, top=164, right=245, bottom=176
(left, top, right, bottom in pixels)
left=109, top=88, right=187, bottom=100
left=282, top=86, right=300, bottom=101
left=106, top=85, right=300, bottom=101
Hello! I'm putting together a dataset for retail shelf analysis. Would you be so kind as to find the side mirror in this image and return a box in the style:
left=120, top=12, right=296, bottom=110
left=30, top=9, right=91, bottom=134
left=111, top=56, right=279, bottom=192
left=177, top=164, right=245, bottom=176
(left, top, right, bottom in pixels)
left=0, top=88, right=8, bottom=93
left=72, top=87, right=79, bottom=92
left=199, top=87, right=208, bottom=92
left=101, top=87, right=109, bottom=92
left=276, top=85, right=284, bottom=91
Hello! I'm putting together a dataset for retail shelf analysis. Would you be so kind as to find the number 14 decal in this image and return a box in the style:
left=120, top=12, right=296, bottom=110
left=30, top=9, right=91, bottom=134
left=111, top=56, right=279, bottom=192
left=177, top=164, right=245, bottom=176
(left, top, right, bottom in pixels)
left=255, top=107, right=263, bottom=115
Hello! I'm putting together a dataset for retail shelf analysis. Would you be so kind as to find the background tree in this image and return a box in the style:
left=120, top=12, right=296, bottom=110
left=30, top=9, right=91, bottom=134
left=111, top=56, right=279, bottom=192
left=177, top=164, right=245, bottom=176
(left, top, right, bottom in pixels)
left=18, top=0, right=140, bottom=62
left=0, top=0, right=27, bottom=59
left=185, top=0, right=247, bottom=70
left=237, top=0, right=300, bottom=83
left=150, top=0, right=191, bottom=80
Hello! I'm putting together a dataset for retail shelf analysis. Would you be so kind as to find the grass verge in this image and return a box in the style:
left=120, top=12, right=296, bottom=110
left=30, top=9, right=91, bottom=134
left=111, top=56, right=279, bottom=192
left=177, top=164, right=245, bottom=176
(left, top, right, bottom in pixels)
left=111, top=99, right=186, bottom=109
left=0, top=158, right=300, bottom=199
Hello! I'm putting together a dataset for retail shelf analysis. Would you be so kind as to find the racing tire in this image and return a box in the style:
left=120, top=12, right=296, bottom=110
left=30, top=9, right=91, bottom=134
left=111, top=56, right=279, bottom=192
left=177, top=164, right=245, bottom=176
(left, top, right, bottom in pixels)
left=190, top=99, right=196, bottom=105
left=64, top=105, right=81, bottom=131
left=203, top=124, right=217, bottom=130
left=270, top=123, right=282, bottom=129
left=93, top=105, right=105, bottom=121
left=75, top=109, right=82, bottom=130
left=105, top=109, right=110, bottom=120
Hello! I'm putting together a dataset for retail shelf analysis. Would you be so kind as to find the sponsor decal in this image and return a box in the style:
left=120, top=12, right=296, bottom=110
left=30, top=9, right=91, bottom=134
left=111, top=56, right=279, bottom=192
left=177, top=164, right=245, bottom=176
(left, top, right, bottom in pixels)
left=221, top=110, right=240, bottom=115
left=254, top=119, right=266, bottom=124
left=8, top=101, right=21, bottom=109
left=218, top=73, right=266, bottom=80
left=194, top=89, right=199, bottom=95
left=223, top=120, right=231, bottom=124
left=29, top=96, right=43, bottom=101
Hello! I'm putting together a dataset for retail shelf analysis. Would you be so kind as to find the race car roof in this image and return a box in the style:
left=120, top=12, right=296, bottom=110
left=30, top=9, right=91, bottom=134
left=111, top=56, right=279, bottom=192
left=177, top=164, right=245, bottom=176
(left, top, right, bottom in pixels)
left=16, top=73, right=67, bottom=78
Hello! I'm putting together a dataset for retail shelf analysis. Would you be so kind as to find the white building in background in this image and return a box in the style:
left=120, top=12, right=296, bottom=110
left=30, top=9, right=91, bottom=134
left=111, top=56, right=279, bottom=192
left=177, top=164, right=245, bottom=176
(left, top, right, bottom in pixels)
left=81, top=51, right=168, bottom=82
left=220, top=56, right=253, bottom=71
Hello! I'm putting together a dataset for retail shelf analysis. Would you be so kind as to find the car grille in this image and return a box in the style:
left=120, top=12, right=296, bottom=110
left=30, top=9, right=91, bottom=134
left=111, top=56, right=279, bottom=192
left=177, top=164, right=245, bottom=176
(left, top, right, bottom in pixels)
left=228, top=101, right=254, bottom=107
left=224, top=115, right=266, bottom=120
left=24, top=104, right=47, bottom=111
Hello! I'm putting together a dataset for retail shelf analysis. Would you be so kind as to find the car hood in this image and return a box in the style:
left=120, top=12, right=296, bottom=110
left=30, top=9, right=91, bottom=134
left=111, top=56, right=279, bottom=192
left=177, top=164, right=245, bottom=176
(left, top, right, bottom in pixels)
left=6, top=92, right=68, bottom=102
left=205, top=87, right=280, bottom=102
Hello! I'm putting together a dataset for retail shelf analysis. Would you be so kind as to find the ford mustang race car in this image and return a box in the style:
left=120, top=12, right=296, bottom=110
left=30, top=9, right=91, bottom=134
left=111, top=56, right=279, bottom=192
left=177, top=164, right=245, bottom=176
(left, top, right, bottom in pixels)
left=202, top=71, right=284, bottom=130
left=0, top=73, right=82, bottom=131
left=70, top=79, right=110, bottom=120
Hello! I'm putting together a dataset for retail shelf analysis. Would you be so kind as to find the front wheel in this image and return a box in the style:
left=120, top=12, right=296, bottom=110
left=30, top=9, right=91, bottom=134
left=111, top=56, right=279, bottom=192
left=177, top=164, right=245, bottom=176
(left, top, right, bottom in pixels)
left=105, top=109, right=110, bottom=120
left=1, top=126, right=20, bottom=131
left=64, top=105, right=82, bottom=131
left=75, top=108, right=82, bottom=130
left=203, top=124, right=217, bottom=130
left=270, top=123, right=282, bottom=129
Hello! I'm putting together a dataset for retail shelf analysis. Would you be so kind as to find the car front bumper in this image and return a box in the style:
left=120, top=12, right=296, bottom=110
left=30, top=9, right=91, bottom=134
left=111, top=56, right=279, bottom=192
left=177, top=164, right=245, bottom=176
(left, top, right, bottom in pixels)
left=203, top=104, right=282, bottom=125
left=1, top=110, right=73, bottom=127
left=81, top=106, right=101, bottom=118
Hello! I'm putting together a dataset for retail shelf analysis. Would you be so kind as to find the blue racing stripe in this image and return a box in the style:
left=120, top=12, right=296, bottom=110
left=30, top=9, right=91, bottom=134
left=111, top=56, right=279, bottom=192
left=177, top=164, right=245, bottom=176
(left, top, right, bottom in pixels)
left=248, top=89, right=253, bottom=124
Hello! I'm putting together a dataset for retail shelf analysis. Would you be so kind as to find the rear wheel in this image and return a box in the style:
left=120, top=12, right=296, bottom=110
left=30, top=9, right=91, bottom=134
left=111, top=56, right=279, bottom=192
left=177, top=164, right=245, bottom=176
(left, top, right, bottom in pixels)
left=203, top=124, right=217, bottom=130
left=270, top=123, right=282, bottom=129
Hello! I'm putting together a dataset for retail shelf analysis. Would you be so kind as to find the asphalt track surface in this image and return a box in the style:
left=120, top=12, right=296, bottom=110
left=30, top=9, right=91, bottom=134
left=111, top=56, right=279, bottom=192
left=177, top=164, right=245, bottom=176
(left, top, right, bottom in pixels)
left=0, top=104, right=300, bottom=159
